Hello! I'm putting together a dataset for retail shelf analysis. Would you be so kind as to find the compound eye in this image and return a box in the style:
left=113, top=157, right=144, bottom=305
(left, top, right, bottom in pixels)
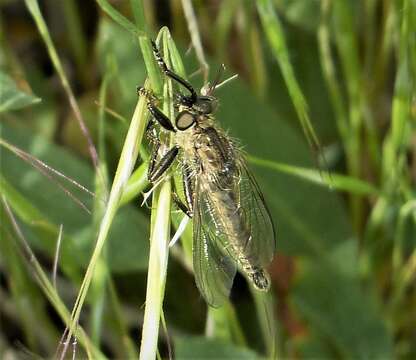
left=197, top=96, right=218, bottom=114
left=176, top=111, right=196, bottom=130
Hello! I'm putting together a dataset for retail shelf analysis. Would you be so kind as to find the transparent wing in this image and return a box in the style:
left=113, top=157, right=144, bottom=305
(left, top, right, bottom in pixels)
left=235, top=157, right=276, bottom=267
left=193, top=181, right=237, bottom=308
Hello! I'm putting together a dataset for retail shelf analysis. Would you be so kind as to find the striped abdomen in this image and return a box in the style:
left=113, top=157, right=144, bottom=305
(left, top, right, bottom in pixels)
left=205, top=181, right=270, bottom=291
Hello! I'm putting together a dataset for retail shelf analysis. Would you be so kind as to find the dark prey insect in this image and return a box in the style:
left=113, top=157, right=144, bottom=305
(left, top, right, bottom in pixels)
left=138, top=41, right=276, bottom=307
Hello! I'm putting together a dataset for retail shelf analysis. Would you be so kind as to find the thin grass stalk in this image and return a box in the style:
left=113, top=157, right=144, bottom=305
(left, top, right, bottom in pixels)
left=88, top=55, right=116, bottom=346
left=0, top=175, right=82, bottom=280
left=139, top=30, right=174, bottom=360
left=1, top=197, right=104, bottom=359
left=370, top=0, right=414, bottom=268
left=0, top=214, right=47, bottom=350
left=331, top=0, right=364, bottom=232
left=250, top=287, right=279, bottom=359
left=61, top=0, right=90, bottom=86
left=96, top=0, right=142, bottom=36
left=256, top=0, right=327, bottom=177
left=64, top=91, right=148, bottom=352
left=0, top=139, right=90, bottom=213
left=205, top=303, right=247, bottom=347
left=119, top=162, right=149, bottom=206
left=139, top=182, right=172, bottom=359
left=248, top=156, right=379, bottom=196
left=25, top=0, right=99, bottom=170
left=181, top=0, right=209, bottom=80
left=317, top=0, right=349, bottom=150
left=129, top=0, right=148, bottom=32
left=392, top=200, right=416, bottom=279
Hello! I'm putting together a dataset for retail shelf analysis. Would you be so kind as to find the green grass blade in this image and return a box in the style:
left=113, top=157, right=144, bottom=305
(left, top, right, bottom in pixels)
left=119, top=162, right=149, bottom=206
left=0, top=71, right=41, bottom=112
left=64, top=87, right=148, bottom=351
left=61, top=0, right=89, bottom=85
left=129, top=0, right=148, bottom=32
left=96, top=0, right=142, bottom=36
left=139, top=181, right=172, bottom=359
left=139, top=29, right=174, bottom=360
left=248, top=156, right=380, bottom=196
left=25, top=0, right=99, bottom=170
left=250, top=287, right=279, bottom=359
left=256, top=0, right=324, bottom=164
left=1, top=197, right=105, bottom=359
left=317, top=0, right=349, bottom=145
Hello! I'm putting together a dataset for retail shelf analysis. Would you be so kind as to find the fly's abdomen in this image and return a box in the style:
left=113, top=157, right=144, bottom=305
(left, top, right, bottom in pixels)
left=208, top=186, right=270, bottom=291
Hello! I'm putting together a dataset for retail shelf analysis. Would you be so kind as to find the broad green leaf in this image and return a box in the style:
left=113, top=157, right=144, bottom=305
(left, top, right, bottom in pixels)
left=0, top=71, right=41, bottom=112
left=292, top=259, right=393, bottom=359
left=175, top=336, right=259, bottom=359
left=0, top=122, right=149, bottom=272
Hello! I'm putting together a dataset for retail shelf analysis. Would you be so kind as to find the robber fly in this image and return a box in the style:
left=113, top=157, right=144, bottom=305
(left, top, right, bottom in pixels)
left=138, top=41, right=276, bottom=307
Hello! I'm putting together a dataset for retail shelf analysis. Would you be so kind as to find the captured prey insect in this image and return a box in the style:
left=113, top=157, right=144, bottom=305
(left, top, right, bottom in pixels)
left=138, top=41, right=276, bottom=307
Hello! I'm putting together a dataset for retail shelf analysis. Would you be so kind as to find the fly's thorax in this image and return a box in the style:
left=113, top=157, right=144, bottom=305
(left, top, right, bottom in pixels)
left=176, top=122, right=234, bottom=177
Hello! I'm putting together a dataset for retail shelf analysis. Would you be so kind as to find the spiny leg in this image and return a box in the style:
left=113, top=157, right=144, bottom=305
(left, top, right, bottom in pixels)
left=147, top=136, right=160, bottom=180
left=148, top=145, right=179, bottom=183
left=172, top=193, right=192, bottom=218
left=151, top=40, right=197, bottom=107
left=137, top=86, right=176, bottom=132
left=172, top=167, right=194, bottom=218
left=182, top=166, right=194, bottom=216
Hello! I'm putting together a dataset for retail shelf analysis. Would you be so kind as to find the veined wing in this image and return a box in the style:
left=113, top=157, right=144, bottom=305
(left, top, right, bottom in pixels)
left=236, top=156, right=276, bottom=267
left=193, top=179, right=237, bottom=308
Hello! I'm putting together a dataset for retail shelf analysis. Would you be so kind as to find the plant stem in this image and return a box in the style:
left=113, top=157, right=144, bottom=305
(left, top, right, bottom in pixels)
left=139, top=181, right=172, bottom=360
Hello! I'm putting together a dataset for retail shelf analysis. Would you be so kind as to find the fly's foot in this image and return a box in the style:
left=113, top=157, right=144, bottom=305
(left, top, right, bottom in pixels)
left=137, top=86, right=157, bottom=103
left=249, top=268, right=270, bottom=291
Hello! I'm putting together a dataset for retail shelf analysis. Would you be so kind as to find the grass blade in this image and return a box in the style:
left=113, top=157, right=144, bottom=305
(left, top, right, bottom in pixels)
left=248, top=156, right=380, bottom=196
left=96, top=0, right=142, bottom=36
left=64, top=87, right=148, bottom=353
left=139, top=30, right=174, bottom=360
left=25, top=0, right=99, bottom=170
left=256, top=0, right=325, bottom=168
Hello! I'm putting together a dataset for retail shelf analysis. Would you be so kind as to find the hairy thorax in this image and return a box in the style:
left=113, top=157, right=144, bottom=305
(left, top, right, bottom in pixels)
left=175, top=119, right=230, bottom=180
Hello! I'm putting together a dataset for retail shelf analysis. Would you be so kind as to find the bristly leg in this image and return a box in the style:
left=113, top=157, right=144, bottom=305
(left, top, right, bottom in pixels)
left=151, top=40, right=197, bottom=107
left=147, top=137, right=160, bottom=181
left=147, top=145, right=179, bottom=183
left=172, top=192, right=193, bottom=218
left=137, top=86, right=176, bottom=132
left=182, top=166, right=194, bottom=216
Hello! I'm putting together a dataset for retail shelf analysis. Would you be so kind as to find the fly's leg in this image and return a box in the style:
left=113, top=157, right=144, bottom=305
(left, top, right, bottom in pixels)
left=147, top=137, right=160, bottom=180
left=172, top=193, right=192, bottom=218
left=172, top=167, right=194, bottom=218
left=182, top=167, right=194, bottom=215
left=137, top=86, right=176, bottom=132
left=148, top=145, right=179, bottom=183
left=151, top=40, right=197, bottom=107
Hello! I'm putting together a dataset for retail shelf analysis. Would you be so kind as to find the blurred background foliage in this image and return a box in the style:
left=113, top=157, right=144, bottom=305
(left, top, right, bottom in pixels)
left=0, top=0, right=415, bottom=358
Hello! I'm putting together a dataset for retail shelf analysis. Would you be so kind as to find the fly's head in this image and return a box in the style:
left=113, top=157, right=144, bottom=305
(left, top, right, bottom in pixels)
left=175, top=88, right=218, bottom=132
